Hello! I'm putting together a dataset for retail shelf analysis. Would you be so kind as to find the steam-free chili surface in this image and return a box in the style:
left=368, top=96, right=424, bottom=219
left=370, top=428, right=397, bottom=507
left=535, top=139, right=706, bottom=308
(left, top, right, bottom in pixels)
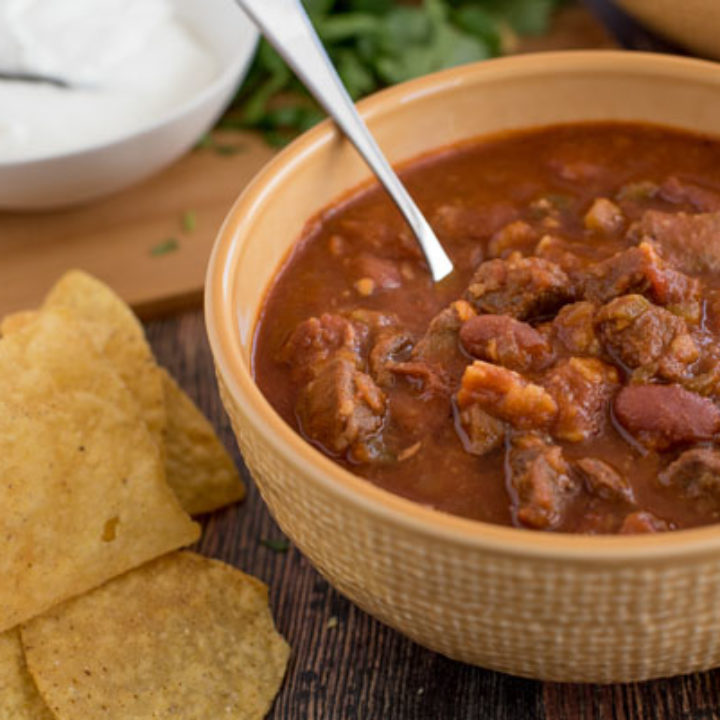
left=254, top=123, right=720, bottom=534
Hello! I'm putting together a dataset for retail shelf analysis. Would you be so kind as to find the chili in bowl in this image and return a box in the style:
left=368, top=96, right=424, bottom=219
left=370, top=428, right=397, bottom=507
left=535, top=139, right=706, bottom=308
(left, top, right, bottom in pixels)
left=254, top=121, right=720, bottom=535
left=206, top=51, right=720, bottom=682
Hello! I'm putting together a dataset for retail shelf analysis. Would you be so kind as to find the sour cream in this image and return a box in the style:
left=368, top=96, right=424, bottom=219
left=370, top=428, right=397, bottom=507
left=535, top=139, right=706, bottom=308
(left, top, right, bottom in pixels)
left=0, top=0, right=219, bottom=161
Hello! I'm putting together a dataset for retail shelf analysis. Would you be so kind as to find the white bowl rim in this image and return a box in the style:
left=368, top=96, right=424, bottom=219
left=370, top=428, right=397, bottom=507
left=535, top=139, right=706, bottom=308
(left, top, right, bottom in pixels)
left=0, top=7, right=259, bottom=168
left=206, top=49, right=720, bottom=564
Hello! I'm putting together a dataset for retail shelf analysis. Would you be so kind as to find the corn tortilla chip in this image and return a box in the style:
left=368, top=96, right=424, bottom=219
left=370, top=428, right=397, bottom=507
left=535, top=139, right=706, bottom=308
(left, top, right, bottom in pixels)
left=22, top=552, right=290, bottom=720
left=0, top=310, right=37, bottom=337
left=0, top=309, right=198, bottom=631
left=0, top=630, right=53, bottom=719
left=41, top=271, right=242, bottom=515
left=43, top=270, right=166, bottom=449
left=162, top=368, right=245, bottom=515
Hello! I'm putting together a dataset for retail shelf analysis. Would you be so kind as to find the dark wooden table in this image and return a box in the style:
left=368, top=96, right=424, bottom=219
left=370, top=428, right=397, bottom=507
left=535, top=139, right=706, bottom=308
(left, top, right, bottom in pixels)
left=146, top=310, right=720, bottom=720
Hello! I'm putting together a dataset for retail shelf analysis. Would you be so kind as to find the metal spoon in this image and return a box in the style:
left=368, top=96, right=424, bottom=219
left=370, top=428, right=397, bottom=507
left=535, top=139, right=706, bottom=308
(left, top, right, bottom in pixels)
left=235, top=0, right=454, bottom=282
left=0, top=71, right=72, bottom=88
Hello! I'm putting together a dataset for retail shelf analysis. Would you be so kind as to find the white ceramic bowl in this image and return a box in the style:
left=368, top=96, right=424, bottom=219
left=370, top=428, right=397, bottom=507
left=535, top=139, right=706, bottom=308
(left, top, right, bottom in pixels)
left=0, top=0, right=258, bottom=210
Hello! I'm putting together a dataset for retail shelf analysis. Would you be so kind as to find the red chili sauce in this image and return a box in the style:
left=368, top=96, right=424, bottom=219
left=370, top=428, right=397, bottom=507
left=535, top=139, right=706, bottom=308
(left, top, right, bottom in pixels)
left=254, top=123, right=720, bottom=534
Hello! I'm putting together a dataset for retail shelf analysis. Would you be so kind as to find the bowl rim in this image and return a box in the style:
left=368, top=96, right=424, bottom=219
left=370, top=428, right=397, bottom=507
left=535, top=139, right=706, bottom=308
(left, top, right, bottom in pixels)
left=206, top=49, right=720, bottom=563
left=0, top=5, right=258, bottom=168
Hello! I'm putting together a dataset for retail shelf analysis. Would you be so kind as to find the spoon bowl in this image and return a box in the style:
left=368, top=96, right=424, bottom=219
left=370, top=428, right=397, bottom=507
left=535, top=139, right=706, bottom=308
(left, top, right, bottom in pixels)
left=0, top=71, right=74, bottom=88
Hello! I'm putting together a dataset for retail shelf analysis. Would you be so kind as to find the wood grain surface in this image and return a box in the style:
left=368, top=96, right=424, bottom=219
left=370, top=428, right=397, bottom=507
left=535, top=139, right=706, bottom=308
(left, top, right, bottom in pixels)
left=147, top=309, right=720, bottom=720
left=0, top=130, right=276, bottom=320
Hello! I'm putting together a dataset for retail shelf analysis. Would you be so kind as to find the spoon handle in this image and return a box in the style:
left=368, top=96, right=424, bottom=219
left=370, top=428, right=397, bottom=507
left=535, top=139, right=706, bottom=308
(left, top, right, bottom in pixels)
left=235, top=0, right=453, bottom=282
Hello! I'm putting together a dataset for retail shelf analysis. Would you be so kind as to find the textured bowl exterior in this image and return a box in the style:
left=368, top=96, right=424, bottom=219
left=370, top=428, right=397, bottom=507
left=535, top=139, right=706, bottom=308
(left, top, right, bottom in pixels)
left=206, top=52, right=720, bottom=683
left=617, top=0, right=720, bottom=60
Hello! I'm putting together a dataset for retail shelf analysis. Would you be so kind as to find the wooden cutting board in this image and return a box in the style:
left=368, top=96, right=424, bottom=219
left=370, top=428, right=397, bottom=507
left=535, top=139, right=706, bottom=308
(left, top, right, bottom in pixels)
left=0, top=131, right=276, bottom=319
left=0, top=6, right=613, bottom=320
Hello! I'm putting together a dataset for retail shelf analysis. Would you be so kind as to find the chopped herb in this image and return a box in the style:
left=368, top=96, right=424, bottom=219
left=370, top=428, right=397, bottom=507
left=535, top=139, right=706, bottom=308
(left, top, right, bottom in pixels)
left=224, top=0, right=565, bottom=145
left=544, top=193, right=573, bottom=210
left=615, top=180, right=659, bottom=203
left=181, top=210, right=197, bottom=233
left=260, top=537, right=291, bottom=553
left=194, top=132, right=246, bottom=155
left=149, top=238, right=180, bottom=257
left=213, top=143, right=246, bottom=156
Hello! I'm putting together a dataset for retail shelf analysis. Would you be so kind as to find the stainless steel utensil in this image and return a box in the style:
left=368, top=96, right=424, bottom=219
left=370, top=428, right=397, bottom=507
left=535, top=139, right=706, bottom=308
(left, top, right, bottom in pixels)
left=236, top=0, right=454, bottom=281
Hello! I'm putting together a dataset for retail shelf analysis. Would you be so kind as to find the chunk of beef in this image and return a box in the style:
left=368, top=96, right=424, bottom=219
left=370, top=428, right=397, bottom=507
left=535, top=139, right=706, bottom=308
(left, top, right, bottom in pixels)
left=551, top=301, right=601, bottom=357
left=386, top=360, right=449, bottom=397
left=659, top=448, right=720, bottom=500
left=576, top=458, right=634, bottom=503
left=370, top=300, right=475, bottom=397
left=534, top=235, right=585, bottom=276
left=348, top=309, right=411, bottom=376
left=281, top=310, right=405, bottom=383
left=455, top=403, right=505, bottom=457
left=487, top=220, right=538, bottom=258
left=582, top=242, right=701, bottom=320
left=619, top=511, right=670, bottom=534
left=507, top=434, right=576, bottom=529
left=614, top=384, right=720, bottom=450
left=279, top=313, right=365, bottom=381
left=457, top=361, right=558, bottom=430
left=543, top=357, right=619, bottom=442
left=466, top=252, right=573, bottom=320
left=413, top=300, right=475, bottom=366
left=373, top=300, right=475, bottom=398
left=354, top=309, right=453, bottom=396
left=595, top=295, right=699, bottom=381
left=296, top=357, right=386, bottom=460
left=584, top=197, right=624, bottom=235
left=459, top=314, right=552, bottom=372
left=368, top=327, right=414, bottom=386
left=682, top=361, right=720, bottom=398
left=658, top=176, right=720, bottom=212
left=633, top=209, right=720, bottom=275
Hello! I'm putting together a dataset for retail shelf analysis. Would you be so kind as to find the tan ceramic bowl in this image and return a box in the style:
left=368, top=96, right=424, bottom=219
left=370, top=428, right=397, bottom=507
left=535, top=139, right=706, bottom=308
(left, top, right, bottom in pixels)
left=206, top=51, right=720, bottom=683
left=617, top=0, right=720, bottom=60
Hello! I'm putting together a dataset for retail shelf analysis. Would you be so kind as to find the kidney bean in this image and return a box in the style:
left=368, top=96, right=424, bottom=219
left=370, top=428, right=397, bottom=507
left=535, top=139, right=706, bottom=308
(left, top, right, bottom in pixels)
left=614, top=384, right=720, bottom=449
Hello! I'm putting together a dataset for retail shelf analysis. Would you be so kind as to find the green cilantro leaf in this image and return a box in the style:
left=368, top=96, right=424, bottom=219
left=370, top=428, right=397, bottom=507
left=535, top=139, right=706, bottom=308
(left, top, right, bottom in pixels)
left=149, top=238, right=180, bottom=257
left=224, top=0, right=565, bottom=145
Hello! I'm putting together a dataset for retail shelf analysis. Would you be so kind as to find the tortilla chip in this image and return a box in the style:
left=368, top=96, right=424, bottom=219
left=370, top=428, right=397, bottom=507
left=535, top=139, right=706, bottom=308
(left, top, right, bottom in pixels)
left=0, top=630, right=53, bottom=719
left=22, top=552, right=290, bottom=720
left=0, top=309, right=199, bottom=631
left=43, top=270, right=166, bottom=449
left=41, top=271, right=241, bottom=514
left=0, top=310, right=37, bottom=337
left=162, top=369, right=245, bottom=515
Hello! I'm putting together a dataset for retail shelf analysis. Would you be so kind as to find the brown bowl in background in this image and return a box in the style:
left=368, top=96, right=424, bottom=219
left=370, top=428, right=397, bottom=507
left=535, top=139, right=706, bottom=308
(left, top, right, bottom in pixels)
left=616, top=0, right=720, bottom=60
